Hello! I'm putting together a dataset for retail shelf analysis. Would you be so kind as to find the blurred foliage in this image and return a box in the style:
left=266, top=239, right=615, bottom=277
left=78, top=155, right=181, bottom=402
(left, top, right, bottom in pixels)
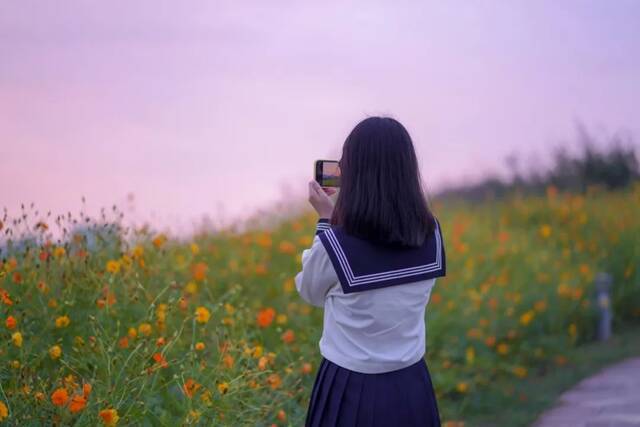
left=437, top=124, right=639, bottom=201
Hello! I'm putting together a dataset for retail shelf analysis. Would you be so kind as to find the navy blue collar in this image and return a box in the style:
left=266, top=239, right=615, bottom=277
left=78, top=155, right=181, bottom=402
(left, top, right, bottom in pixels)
left=315, top=218, right=446, bottom=294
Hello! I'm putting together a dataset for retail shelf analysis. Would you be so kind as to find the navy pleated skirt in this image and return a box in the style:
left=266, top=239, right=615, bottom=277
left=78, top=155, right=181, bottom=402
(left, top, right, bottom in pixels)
left=305, top=356, right=441, bottom=427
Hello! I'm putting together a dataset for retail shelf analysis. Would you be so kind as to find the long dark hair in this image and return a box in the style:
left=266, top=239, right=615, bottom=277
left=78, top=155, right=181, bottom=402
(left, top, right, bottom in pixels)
left=329, top=116, right=436, bottom=248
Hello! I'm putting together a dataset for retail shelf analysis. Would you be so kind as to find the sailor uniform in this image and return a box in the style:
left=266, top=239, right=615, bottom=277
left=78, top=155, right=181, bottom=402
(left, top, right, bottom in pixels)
left=295, top=217, right=445, bottom=427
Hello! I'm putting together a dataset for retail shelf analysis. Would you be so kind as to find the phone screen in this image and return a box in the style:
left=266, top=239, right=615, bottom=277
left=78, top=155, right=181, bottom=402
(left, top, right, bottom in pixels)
left=315, top=160, right=341, bottom=188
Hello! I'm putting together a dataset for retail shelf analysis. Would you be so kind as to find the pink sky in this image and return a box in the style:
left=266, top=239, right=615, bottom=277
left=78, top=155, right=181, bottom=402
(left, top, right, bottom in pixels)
left=1, top=1, right=639, bottom=237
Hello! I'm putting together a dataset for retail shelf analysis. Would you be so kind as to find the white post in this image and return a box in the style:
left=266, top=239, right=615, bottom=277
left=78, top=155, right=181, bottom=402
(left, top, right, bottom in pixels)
left=595, top=272, right=613, bottom=341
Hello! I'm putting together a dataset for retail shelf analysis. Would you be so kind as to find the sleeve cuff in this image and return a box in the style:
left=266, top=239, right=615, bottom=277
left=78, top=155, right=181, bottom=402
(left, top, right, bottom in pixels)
left=315, top=218, right=331, bottom=235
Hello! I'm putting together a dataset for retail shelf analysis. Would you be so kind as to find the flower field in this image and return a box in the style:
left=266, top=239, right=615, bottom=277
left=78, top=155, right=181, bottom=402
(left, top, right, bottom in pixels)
left=0, top=185, right=639, bottom=426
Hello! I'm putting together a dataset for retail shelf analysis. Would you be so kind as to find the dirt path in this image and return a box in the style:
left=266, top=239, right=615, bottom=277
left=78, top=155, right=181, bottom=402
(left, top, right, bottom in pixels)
left=532, top=357, right=640, bottom=427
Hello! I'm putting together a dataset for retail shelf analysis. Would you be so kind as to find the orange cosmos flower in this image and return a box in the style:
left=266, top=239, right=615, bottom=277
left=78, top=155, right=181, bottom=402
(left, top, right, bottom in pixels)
left=152, top=234, right=166, bottom=248
left=484, top=335, right=496, bottom=347
left=255, top=232, right=272, bottom=248
left=218, top=340, right=230, bottom=354
left=83, top=383, right=92, bottom=398
left=554, top=355, right=568, bottom=366
left=0, top=401, right=7, bottom=421
left=69, top=395, right=87, bottom=413
left=51, top=388, right=69, bottom=407
left=118, top=337, right=129, bottom=349
left=430, top=293, right=442, bottom=304
left=281, top=329, right=295, bottom=344
left=182, top=378, right=201, bottom=398
left=278, top=241, right=296, bottom=254
left=191, top=262, right=208, bottom=282
left=223, top=354, right=234, bottom=368
left=37, top=281, right=48, bottom=293
left=256, top=307, right=276, bottom=328
left=12, top=272, right=22, bottom=284
left=254, top=263, right=268, bottom=276
left=260, top=356, right=273, bottom=371
left=266, top=373, right=282, bottom=390
left=5, top=315, right=17, bottom=330
left=152, top=353, right=168, bottom=369
left=99, top=408, right=120, bottom=426
left=0, top=289, right=13, bottom=306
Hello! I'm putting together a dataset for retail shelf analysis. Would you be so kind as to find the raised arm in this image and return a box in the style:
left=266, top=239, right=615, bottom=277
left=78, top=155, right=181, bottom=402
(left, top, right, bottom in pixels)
left=294, top=218, right=337, bottom=308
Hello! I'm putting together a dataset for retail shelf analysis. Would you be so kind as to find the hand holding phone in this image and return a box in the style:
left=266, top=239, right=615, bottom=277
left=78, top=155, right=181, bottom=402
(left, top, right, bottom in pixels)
left=308, top=180, right=336, bottom=219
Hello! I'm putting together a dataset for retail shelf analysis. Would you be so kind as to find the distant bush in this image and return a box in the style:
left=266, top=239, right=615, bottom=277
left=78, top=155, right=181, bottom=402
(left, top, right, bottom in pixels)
left=436, top=125, right=639, bottom=201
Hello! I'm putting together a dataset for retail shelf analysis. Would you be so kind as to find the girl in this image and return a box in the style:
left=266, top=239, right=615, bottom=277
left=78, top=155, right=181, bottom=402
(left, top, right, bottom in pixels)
left=295, top=116, right=445, bottom=427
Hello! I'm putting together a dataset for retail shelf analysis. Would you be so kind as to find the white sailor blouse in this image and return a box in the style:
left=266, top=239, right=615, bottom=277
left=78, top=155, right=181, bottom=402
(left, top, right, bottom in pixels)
left=294, top=217, right=446, bottom=374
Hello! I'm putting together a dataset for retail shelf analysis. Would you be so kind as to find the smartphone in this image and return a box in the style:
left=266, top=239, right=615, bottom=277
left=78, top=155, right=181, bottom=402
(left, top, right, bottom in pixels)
left=314, top=160, right=341, bottom=188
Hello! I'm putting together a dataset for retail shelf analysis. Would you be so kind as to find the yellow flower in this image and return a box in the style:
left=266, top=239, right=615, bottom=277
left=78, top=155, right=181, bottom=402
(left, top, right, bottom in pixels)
left=217, top=382, right=229, bottom=394
left=539, top=224, right=552, bottom=239
left=54, top=246, right=66, bottom=258
left=252, top=345, right=263, bottom=358
left=138, top=323, right=152, bottom=336
left=106, top=260, right=120, bottom=274
left=190, top=243, right=200, bottom=255
left=283, top=278, right=295, bottom=293
left=55, top=315, right=70, bottom=328
left=465, top=346, right=475, bottom=365
left=456, top=382, right=468, bottom=393
left=513, top=366, right=528, bottom=378
left=497, top=343, right=509, bottom=355
left=185, top=281, right=198, bottom=295
left=224, top=303, right=235, bottom=315
left=519, top=310, right=535, bottom=326
left=568, top=323, right=577, bottom=338
left=188, top=410, right=201, bottom=422
left=49, top=345, right=62, bottom=359
left=195, top=342, right=205, bottom=351
left=195, top=306, right=211, bottom=324
left=120, top=255, right=132, bottom=269
left=12, top=332, right=23, bottom=347
left=132, top=245, right=144, bottom=258
left=128, top=327, right=137, bottom=338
